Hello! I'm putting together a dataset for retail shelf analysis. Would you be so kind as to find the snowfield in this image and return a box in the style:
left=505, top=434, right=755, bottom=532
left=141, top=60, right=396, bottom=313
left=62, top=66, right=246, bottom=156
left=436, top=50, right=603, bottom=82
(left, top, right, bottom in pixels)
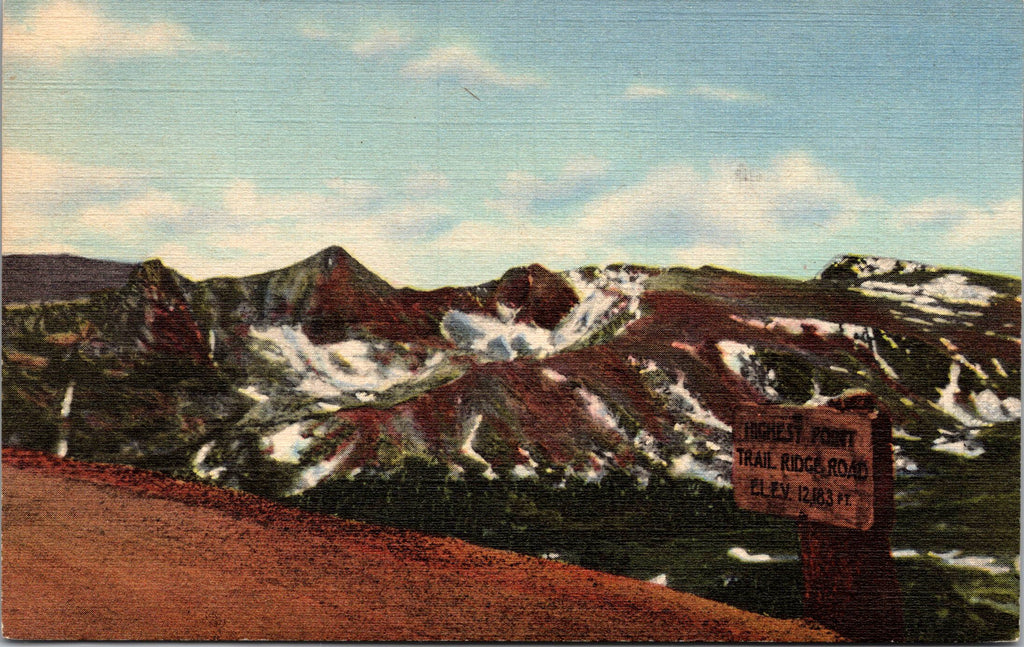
left=853, top=273, right=1001, bottom=310
left=442, top=310, right=555, bottom=361
left=249, top=325, right=445, bottom=397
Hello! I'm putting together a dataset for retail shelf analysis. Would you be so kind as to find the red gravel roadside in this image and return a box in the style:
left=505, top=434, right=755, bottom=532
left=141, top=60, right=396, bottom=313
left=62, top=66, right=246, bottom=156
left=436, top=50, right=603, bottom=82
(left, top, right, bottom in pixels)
left=2, top=448, right=842, bottom=642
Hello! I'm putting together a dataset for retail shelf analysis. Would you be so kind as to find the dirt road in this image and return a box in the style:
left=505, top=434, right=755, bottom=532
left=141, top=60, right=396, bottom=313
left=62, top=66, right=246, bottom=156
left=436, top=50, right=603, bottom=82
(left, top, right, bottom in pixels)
left=2, top=449, right=840, bottom=641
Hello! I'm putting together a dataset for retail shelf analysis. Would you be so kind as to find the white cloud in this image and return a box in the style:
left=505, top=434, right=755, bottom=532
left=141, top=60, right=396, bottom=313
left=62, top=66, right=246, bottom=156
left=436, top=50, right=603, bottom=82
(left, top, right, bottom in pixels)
left=123, top=175, right=452, bottom=284
left=581, top=152, right=868, bottom=242
left=351, top=27, right=413, bottom=58
left=185, top=202, right=452, bottom=286
left=623, top=84, right=669, bottom=98
left=896, top=197, right=964, bottom=227
left=688, top=85, right=765, bottom=103
left=898, top=197, right=1022, bottom=245
left=565, top=152, right=872, bottom=268
left=948, top=198, right=1022, bottom=243
left=222, top=178, right=383, bottom=221
left=402, top=45, right=543, bottom=87
left=435, top=218, right=590, bottom=277
left=1, top=148, right=145, bottom=250
left=3, top=149, right=134, bottom=209
left=78, top=189, right=188, bottom=233
left=3, top=0, right=207, bottom=64
left=560, top=156, right=612, bottom=185
left=485, top=156, right=610, bottom=218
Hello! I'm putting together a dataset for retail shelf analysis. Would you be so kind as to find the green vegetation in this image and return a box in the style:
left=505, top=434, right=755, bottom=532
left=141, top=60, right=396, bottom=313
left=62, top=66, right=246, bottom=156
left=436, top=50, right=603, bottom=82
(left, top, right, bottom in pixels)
left=288, top=447, right=1019, bottom=642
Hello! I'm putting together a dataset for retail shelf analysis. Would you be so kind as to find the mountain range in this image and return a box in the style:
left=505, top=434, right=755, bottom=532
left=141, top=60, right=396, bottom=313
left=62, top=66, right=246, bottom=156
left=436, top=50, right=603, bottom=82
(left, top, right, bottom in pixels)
left=3, top=247, right=1019, bottom=496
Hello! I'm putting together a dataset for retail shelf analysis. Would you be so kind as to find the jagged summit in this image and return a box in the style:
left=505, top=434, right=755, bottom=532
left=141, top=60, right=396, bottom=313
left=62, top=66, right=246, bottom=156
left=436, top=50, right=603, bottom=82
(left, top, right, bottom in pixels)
left=240, top=245, right=396, bottom=295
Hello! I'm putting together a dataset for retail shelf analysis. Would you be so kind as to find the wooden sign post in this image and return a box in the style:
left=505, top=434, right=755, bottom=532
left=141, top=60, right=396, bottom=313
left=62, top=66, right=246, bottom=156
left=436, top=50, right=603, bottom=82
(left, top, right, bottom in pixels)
left=732, top=401, right=903, bottom=642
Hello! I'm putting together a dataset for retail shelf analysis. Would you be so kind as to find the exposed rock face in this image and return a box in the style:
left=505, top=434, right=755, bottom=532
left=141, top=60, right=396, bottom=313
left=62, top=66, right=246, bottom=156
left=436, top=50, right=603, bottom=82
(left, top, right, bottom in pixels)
left=491, top=263, right=579, bottom=329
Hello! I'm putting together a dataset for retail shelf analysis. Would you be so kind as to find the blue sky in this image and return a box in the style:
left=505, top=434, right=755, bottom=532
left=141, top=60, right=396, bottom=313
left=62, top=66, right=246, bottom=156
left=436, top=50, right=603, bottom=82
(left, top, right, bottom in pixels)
left=3, top=0, right=1021, bottom=287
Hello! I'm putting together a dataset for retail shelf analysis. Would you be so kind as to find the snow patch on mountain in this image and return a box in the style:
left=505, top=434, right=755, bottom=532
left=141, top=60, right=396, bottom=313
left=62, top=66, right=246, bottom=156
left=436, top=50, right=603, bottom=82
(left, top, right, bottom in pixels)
left=442, top=311, right=555, bottom=361
left=60, top=382, right=74, bottom=419
left=669, top=454, right=728, bottom=488
left=511, top=447, right=539, bottom=479
left=634, top=362, right=732, bottom=475
left=264, top=421, right=316, bottom=463
left=930, top=362, right=1017, bottom=428
left=632, top=428, right=665, bottom=466
left=804, top=380, right=838, bottom=407
left=729, top=316, right=899, bottom=380
left=971, top=390, right=1020, bottom=423
left=831, top=324, right=900, bottom=380
left=892, top=444, right=919, bottom=475
left=441, top=267, right=647, bottom=363
left=991, top=357, right=1009, bottom=378
left=666, top=374, right=732, bottom=432
left=250, top=325, right=443, bottom=397
left=576, top=387, right=630, bottom=442
left=541, top=367, right=568, bottom=383
left=927, top=550, right=1013, bottom=575
left=854, top=273, right=1000, bottom=308
left=717, top=341, right=779, bottom=401
left=892, top=427, right=922, bottom=441
left=726, top=546, right=796, bottom=563
left=193, top=441, right=213, bottom=466
left=939, top=338, right=990, bottom=380
left=289, top=441, right=355, bottom=495
left=648, top=573, right=669, bottom=586
left=192, top=441, right=226, bottom=480
left=869, top=334, right=900, bottom=380
left=460, top=413, right=497, bottom=480
left=765, top=317, right=841, bottom=336
left=902, top=301, right=957, bottom=317
left=582, top=452, right=609, bottom=483
left=238, top=385, right=269, bottom=402
left=932, top=362, right=985, bottom=427
left=553, top=267, right=647, bottom=346
left=932, top=428, right=985, bottom=458
left=718, top=340, right=755, bottom=375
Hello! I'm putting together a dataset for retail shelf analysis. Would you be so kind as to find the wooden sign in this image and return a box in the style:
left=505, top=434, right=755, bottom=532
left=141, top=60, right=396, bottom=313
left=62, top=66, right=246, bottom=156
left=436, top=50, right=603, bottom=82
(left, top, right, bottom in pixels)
left=732, top=404, right=877, bottom=530
left=732, top=401, right=903, bottom=642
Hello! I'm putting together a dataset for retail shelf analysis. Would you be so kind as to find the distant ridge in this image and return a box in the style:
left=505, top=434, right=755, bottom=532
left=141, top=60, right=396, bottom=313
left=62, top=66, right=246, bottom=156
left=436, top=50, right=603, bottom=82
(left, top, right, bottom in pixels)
left=2, top=254, right=138, bottom=304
